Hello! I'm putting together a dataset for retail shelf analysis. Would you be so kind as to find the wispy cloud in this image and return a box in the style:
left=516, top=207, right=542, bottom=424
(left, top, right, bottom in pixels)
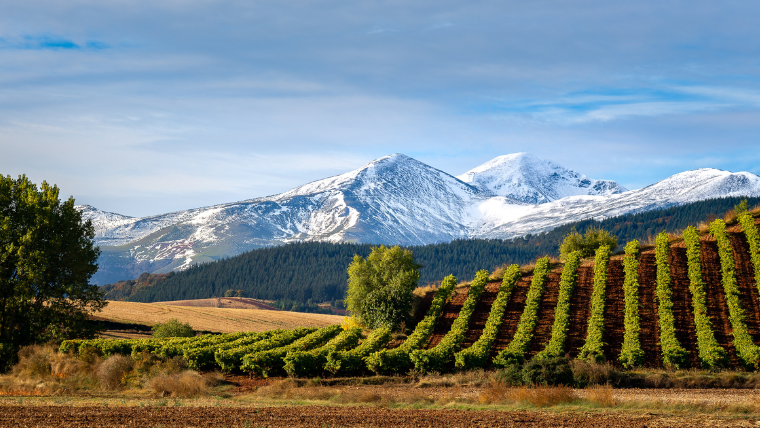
left=0, top=34, right=109, bottom=51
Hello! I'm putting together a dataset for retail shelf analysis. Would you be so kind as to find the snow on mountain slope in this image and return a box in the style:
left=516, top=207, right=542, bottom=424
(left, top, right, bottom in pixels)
left=78, top=153, right=760, bottom=285
left=473, top=168, right=760, bottom=239
left=457, top=152, right=626, bottom=203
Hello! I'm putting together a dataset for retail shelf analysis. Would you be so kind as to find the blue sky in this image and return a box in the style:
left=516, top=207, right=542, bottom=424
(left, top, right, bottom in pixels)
left=2, top=1, right=760, bottom=217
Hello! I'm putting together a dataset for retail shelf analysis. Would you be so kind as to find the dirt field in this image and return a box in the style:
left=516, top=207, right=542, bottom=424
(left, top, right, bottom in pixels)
left=2, top=401, right=758, bottom=427
left=96, top=300, right=343, bottom=335
left=154, top=297, right=280, bottom=311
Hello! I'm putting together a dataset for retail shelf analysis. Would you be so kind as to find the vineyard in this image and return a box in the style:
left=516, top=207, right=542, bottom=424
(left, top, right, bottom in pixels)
left=61, top=213, right=760, bottom=375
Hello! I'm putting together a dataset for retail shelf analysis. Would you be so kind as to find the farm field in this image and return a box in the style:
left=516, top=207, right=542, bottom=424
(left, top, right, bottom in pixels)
left=95, top=300, right=343, bottom=337
left=154, top=297, right=280, bottom=311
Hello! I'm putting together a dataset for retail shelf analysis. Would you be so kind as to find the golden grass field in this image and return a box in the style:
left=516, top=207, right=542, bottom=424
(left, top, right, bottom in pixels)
left=96, top=300, right=344, bottom=337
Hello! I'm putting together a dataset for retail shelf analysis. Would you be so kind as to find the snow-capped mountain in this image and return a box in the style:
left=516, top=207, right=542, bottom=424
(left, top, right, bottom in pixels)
left=457, top=152, right=626, bottom=203
left=80, top=153, right=760, bottom=285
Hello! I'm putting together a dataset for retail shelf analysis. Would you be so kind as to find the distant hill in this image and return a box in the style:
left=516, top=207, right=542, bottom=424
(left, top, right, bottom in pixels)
left=101, top=196, right=760, bottom=304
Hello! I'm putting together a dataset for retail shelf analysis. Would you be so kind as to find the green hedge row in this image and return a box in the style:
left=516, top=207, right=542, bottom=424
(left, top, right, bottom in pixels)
left=240, top=325, right=342, bottom=377
left=618, top=240, right=644, bottom=368
left=492, top=257, right=551, bottom=367
left=366, top=275, right=458, bottom=375
left=684, top=226, right=728, bottom=368
left=578, top=245, right=610, bottom=363
left=215, top=327, right=316, bottom=372
left=534, top=252, right=582, bottom=360
left=455, top=265, right=522, bottom=369
left=655, top=232, right=689, bottom=368
left=410, top=270, right=490, bottom=374
left=710, top=219, right=760, bottom=369
left=738, top=212, right=760, bottom=297
left=324, top=325, right=393, bottom=376
left=184, top=331, right=277, bottom=370
left=283, top=327, right=363, bottom=377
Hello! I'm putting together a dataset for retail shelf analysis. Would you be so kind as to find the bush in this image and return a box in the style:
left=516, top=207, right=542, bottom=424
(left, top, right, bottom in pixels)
left=534, top=253, right=582, bottom=360
left=655, top=232, right=689, bottom=368
left=145, top=370, right=210, bottom=397
left=683, top=226, right=727, bottom=368
left=521, top=355, right=573, bottom=386
left=578, top=245, right=610, bottom=363
left=152, top=319, right=195, bottom=338
left=492, top=257, right=551, bottom=367
left=559, top=226, right=617, bottom=261
left=96, top=355, right=134, bottom=390
left=619, top=240, right=644, bottom=368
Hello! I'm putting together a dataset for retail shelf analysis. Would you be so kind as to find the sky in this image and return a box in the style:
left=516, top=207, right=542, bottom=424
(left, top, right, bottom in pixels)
left=2, top=1, right=760, bottom=217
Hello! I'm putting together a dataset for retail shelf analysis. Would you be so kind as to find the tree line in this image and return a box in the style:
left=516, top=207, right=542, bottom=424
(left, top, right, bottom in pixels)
left=102, top=196, right=760, bottom=305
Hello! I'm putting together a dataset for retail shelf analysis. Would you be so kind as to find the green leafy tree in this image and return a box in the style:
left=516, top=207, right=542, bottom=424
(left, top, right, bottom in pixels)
left=151, top=318, right=196, bottom=338
left=346, top=245, right=421, bottom=330
left=559, top=226, right=617, bottom=260
left=0, top=175, right=104, bottom=367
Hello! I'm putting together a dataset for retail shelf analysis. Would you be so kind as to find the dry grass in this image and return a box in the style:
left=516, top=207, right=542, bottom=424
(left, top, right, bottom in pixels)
left=585, top=384, right=616, bottom=407
left=96, top=355, right=133, bottom=390
left=144, top=370, right=211, bottom=398
left=98, top=300, right=343, bottom=334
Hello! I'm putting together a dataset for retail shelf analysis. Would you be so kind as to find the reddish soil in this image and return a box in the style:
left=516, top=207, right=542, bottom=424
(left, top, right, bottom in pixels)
left=638, top=251, right=662, bottom=367
left=425, top=287, right=469, bottom=349
left=564, top=266, right=594, bottom=358
left=602, top=259, right=626, bottom=361
left=730, top=232, right=760, bottom=345
left=525, top=271, right=561, bottom=359
left=462, top=281, right=502, bottom=348
left=0, top=405, right=726, bottom=428
left=669, top=247, right=699, bottom=367
left=700, top=239, right=740, bottom=366
left=488, top=275, right=531, bottom=361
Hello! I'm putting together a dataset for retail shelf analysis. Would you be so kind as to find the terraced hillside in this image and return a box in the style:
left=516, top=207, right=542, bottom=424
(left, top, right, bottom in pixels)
left=63, top=212, right=760, bottom=374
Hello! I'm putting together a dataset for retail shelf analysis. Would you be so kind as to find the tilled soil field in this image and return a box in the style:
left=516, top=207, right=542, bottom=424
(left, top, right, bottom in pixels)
left=3, top=404, right=758, bottom=428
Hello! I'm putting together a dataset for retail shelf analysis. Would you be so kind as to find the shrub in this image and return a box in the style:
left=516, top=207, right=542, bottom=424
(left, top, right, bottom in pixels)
left=283, top=327, right=363, bottom=377
left=570, top=359, right=622, bottom=387
left=578, top=245, right=610, bottom=363
left=521, top=355, right=573, bottom=386
left=152, top=319, right=195, bottom=338
left=366, top=274, right=457, bottom=375
left=215, top=328, right=315, bottom=372
left=492, top=257, right=551, bottom=367
left=241, top=325, right=342, bottom=377
left=455, top=265, right=522, bottom=370
left=410, top=270, right=490, bottom=374
left=683, top=226, right=727, bottom=368
left=619, top=240, right=644, bottom=368
left=96, top=355, right=134, bottom=390
left=324, top=325, right=393, bottom=376
left=559, top=226, right=617, bottom=261
left=738, top=212, right=760, bottom=298
left=710, top=219, right=760, bottom=369
left=145, top=370, right=210, bottom=398
left=655, top=231, right=689, bottom=368
left=534, top=252, right=582, bottom=360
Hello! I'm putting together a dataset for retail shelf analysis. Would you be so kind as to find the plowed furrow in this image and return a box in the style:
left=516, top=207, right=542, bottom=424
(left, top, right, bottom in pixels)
left=730, top=232, right=760, bottom=345
left=526, top=272, right=561, bottom=359
left=700, top=240, right=739, bottom=366
left=462, top=281, right=501, bottom=348
left=565, top=266, right=594, bottom=358
left=669, top=247, right=699, bottom=367
left=602, top=259, right=626, bottom=362
left=488, top=276, right=531, bottom=361
left=425, top=287, right=469, bottom=349
left=638, top=251, right=662, bottom=367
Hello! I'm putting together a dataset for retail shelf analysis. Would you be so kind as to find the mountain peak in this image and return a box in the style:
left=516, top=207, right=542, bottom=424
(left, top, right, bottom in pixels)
left=457, top=153, right=626, bottom=204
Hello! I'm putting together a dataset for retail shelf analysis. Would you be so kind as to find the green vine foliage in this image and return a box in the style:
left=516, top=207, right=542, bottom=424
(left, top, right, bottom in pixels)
left=241, top=325, right=343, bottom=377
left=184, top=331, right=277, bottom=370
left=618, top=240, right=644, bottom=368
left=282, top=327, right=363, bottom=377
left=578, top=245, right=610, bottom=363
left=738, top=212, right=760, bottom=298
left=683, top=226, right=728, bottom=368
left=365, top=275, right=458, bottom=375
left=710, top=219, right=760, bottom=369
left=324, top=325, right=393, bottom=376
left=215, top=328, right=316, bottom=372
left=454, top=265, right=522, bottom=370
left=492, top=257, right=551, bottom=367
left=409, top=270, right=490, bottom=374
left=533, top=252, right=582, bottom=360
left=655, top=232, right=689, bottom=368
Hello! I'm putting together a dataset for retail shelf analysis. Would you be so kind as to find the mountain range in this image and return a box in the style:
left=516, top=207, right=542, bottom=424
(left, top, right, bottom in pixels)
left=80, top=152, right=760, bottom=285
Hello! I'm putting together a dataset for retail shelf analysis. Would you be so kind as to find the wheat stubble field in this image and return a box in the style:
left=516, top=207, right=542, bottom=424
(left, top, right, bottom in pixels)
left=97, top=300, right=343, bottom=335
